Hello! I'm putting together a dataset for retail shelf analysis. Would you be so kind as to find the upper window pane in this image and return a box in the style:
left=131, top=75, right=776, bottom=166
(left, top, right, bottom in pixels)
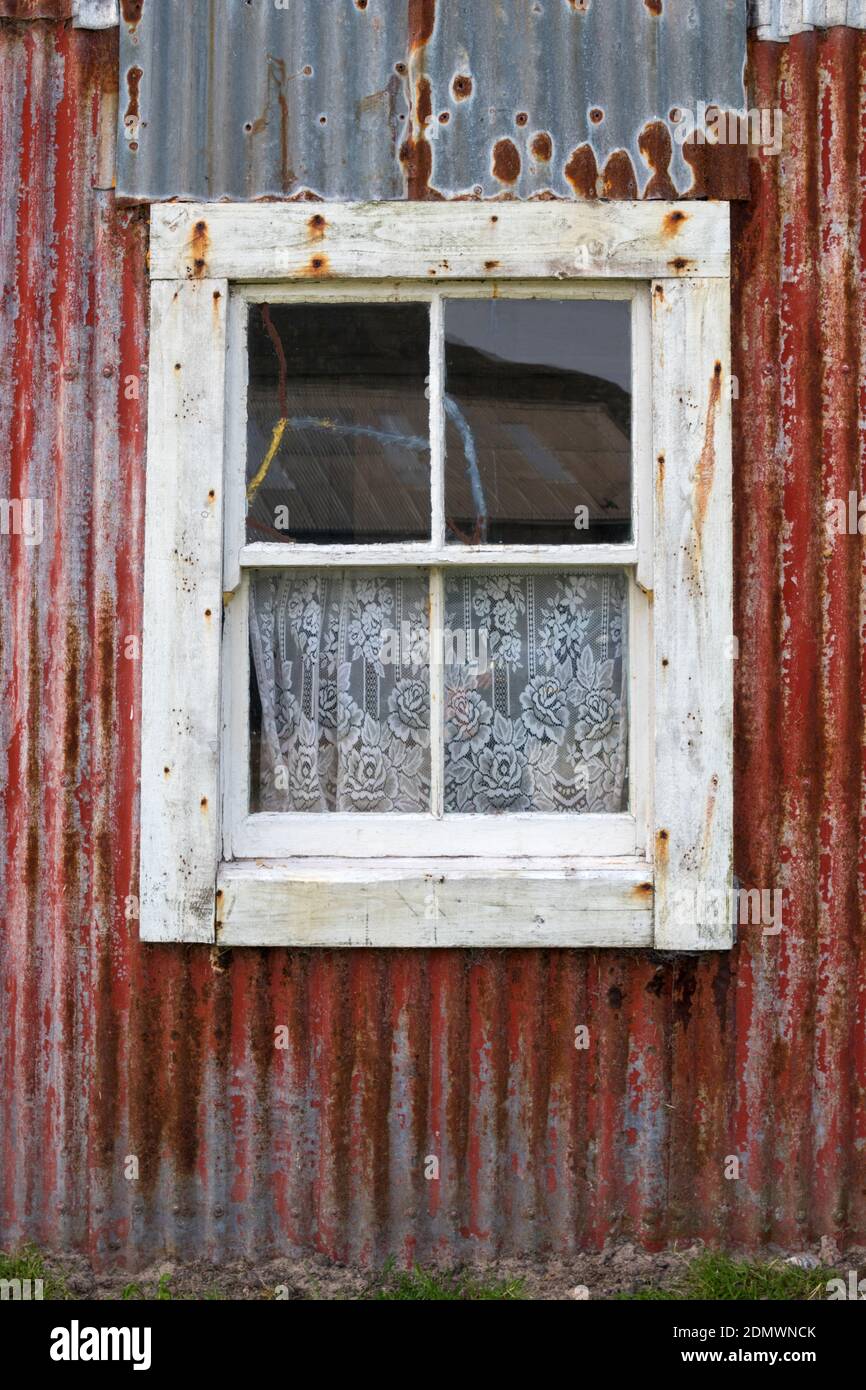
left=443, top=300, right=631, bottom=546
left=246, top=303, right=431, bottom=544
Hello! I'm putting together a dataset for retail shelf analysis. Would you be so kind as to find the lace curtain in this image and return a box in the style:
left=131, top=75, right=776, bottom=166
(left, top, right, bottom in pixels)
left=250, top=570, right=628, bottom=815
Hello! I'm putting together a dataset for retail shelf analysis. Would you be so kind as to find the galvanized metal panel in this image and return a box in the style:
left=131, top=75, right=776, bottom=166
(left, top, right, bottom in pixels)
left=1, top=19, right=866, bottom=1271
left=750, top=0, right=866, bottom=39
left=115, top=0, right=749, bottom=203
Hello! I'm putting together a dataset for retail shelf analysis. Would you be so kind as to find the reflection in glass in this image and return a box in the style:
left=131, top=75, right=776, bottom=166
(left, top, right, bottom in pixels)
left=443, top=300, right=631, bottom=545
left=246, top=303, right=431, bottom=544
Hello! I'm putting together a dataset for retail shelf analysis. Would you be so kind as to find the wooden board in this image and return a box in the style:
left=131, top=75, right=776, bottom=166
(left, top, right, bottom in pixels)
left=651, top=277, right=734, bottom=949
left=140, top=279, right=227, bottom=942
left=217, top=860, right=654, bottom=948
left=150, top=201, right=731, bottom=283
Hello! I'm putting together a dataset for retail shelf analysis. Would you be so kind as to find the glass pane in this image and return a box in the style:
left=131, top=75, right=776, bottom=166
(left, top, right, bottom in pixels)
left=442, top=571, right=628, bottom=813
left=246, top=303, right=431, bottom=544
left=443, top=300, right=631, bottom=545
left=249, top=571, right=430, bottom=813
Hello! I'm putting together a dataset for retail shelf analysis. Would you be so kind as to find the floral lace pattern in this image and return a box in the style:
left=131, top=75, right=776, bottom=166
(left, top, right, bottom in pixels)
left=443, top=572, right=628, bottom=814
left=250, top=570, right=627, bottom=816
left=250, top=572, right=431, bottom=812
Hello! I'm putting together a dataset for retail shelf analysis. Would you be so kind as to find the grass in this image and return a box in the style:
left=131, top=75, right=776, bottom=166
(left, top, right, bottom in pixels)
left=0, top=1244, right=69, bottom=1300
left=618, top=1252, right=838, bottom=1302
left=0, top=1245, right=843, bottom=1302
left=372, top=1262, right=525, bottom=1301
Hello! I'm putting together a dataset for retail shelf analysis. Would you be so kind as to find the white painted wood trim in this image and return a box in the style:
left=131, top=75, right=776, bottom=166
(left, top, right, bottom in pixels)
left=239, top=542, right=639, bottom=570
left=632, top=287, right=654, bottom=592
left=232, top=812, right=638, bottom=860
left=217, top=859, right=654, bottom=948
left=150, top=202, right=730, bottom=283
left=223, top=293, right=248, bottom=594
left=220, top=574, right=250, bottom=863
left=140, top=279, right=228, bottom=942
left=141, top=203, right=733, bottom=950
left=429, top=293, right=445, bottom=549
left=235, top=280, right=640, bottom=305
left=651, top=276, right=733, bottom=949
left=628, top=573, right=653, bottom=857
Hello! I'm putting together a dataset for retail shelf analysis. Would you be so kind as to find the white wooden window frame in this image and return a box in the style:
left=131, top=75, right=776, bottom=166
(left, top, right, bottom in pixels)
left=141, top=200, right=732, bottom=951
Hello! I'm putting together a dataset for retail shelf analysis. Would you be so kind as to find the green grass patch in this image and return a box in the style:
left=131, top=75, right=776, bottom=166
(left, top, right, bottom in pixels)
left=0, top=1244, right=69, bottom=1300
left=373, top=1263, right=525, bottom=1301
left=619, top=1252, right=836, bottom=1302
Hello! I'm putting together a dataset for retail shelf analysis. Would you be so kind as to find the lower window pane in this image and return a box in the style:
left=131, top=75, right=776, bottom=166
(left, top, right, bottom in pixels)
left=249, top=572, right=430, bottom=813
left=443, top=571, right=628, bottom=813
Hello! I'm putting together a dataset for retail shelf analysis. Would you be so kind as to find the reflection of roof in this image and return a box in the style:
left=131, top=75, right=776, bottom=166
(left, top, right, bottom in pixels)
left=247, top=343, right=631, bottom=543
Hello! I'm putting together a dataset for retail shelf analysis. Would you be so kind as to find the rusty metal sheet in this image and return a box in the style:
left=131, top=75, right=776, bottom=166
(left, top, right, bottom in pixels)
left=1, top=19, right=866, bottom=1271
left=115, top=0, right=749, bottom=203
left=0, top=1, right=72, bottom=18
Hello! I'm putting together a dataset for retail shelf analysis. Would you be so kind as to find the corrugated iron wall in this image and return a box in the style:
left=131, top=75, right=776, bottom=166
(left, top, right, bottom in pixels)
left=115, top=0, right=749, bottom=202
left=1, top=17, right=864, bottom=1268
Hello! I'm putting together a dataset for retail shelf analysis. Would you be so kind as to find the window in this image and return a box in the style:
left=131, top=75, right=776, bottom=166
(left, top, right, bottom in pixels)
left=141, top=201, right=732, bottom=950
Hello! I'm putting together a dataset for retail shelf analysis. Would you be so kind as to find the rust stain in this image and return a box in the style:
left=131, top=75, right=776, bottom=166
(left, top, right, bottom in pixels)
left=399, top=75, right=440, bottom=199
left=655, top=827, right=669, bottom=871
left=120, top=0, right=145, bottom=29
left=655, top=452, right=666, bottom=531
left=189, top=218, right=209, bottom=278
left=249, top=55, right=296, bottom=193
left=693, top=362, right=722, bottom=552
left=124, top=65, right=142, bottom=120
left=452, top=74, right=473, bottom=101
left=301, top=254, right=331, bottom=277
left=484, top=260, right=500, bottom=272
left=644, top=0, right=663, bottom=15
left=530, top=132, right=552, bottom=162
left=308, top=212, right=327, bottom=241
left=124, top=64, right=142, bottom=144
left=662, top=208, right=688, bottom=238
left=416, top=75, right=433, bottom=128
left=564, top=144, right=599, bottom=199
left=492, top=138, right=521, bottom=185
left=681, top=112, right=750, bottom=200
left=408, top=0, right=436, bottom=51
left=638, top=120, right=677, bottom=199
left=668, top=257, right=693, bottom=273
left=602, top=150, right=638, bottom=199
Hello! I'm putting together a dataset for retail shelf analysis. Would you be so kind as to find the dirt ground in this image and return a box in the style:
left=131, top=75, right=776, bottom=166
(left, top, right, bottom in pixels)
left=41, top=1237, right=864, bottom=1301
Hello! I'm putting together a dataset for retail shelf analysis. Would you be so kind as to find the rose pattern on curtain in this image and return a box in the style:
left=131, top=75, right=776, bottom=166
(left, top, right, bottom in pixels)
left=250, top=570, right=628, bottom=816
left=443, top=572, right=628, bottom=814
left=250, top=572, right=431, bottom=813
